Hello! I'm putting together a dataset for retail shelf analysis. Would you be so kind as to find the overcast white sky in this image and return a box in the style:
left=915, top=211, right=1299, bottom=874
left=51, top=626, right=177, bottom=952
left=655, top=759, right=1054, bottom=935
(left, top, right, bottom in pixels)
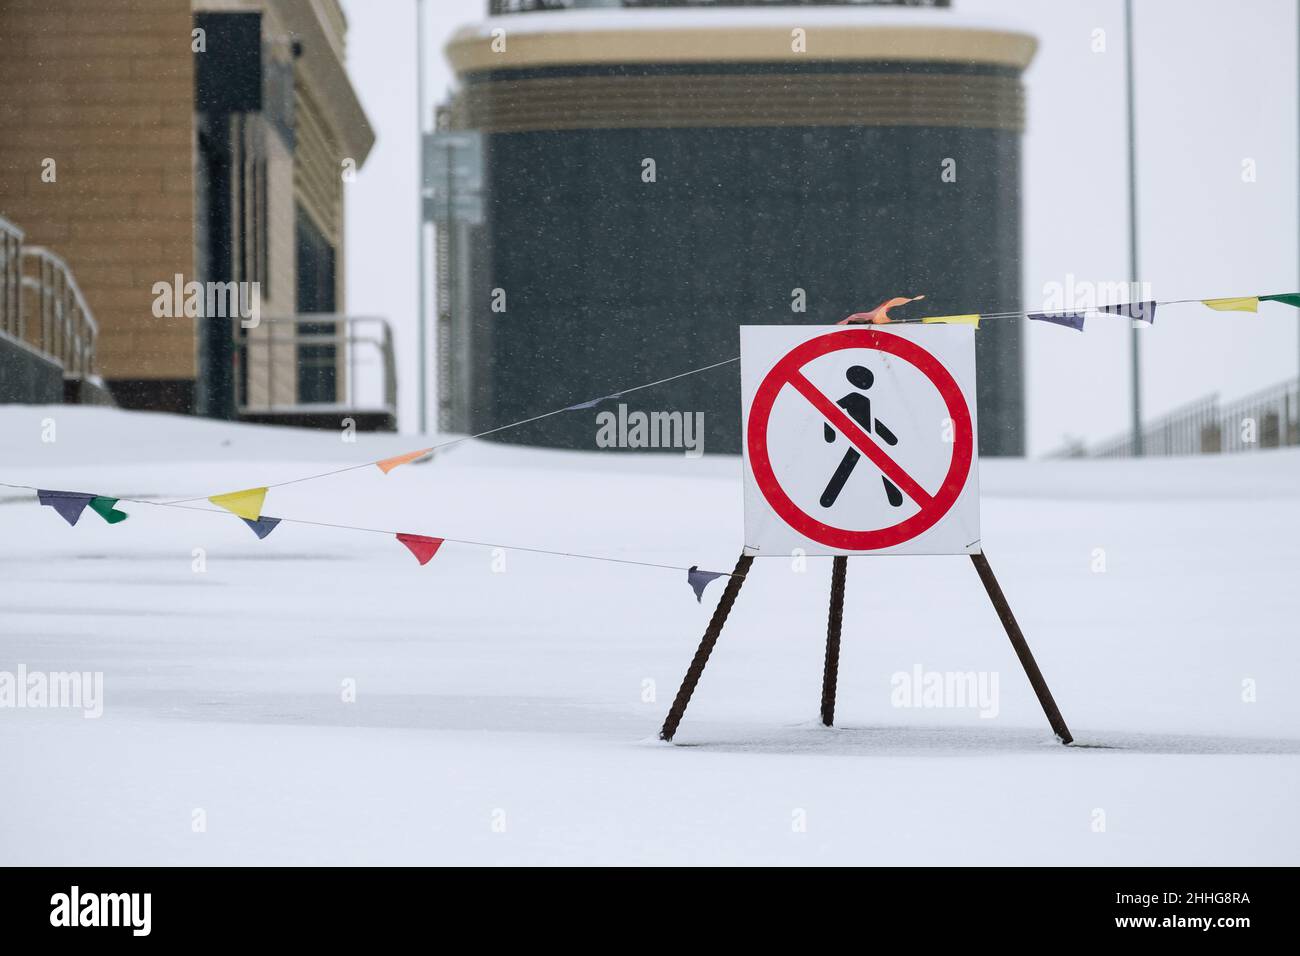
left=341, top=0, right=1300, bottom=455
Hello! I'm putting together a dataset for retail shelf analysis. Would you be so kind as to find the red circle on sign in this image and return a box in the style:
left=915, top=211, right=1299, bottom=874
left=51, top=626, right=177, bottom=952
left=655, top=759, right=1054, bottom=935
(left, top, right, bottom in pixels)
left=746, top=328, right=973, bottom=551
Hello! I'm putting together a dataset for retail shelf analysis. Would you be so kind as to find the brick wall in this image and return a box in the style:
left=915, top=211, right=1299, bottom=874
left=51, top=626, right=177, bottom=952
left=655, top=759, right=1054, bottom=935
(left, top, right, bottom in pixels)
left=0, top=0, right=196, bottom=384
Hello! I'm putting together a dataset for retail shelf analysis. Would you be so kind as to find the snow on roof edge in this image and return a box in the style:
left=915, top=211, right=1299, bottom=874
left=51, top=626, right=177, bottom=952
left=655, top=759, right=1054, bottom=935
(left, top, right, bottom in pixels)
left=451, top=6, right=1031, bottom=41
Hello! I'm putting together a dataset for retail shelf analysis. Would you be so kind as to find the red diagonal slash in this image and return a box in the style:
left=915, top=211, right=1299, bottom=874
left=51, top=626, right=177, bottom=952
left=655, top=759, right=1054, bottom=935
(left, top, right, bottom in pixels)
left=786, top=370, right=935, bottom=508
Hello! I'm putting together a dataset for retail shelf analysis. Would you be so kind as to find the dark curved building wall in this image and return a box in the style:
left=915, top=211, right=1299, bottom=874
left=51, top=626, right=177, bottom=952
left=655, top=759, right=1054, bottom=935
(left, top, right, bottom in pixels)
left=442, top=31, right=1030, bottom=456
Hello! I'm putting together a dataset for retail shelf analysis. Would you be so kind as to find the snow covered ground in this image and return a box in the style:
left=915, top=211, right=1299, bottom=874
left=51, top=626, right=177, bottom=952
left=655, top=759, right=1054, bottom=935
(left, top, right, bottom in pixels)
left=1, top=405, right=1297, bottom=865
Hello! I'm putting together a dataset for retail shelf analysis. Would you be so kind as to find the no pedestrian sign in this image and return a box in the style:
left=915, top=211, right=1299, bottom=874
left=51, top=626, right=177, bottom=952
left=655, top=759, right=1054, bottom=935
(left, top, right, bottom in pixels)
left=741, top=326, right=981, bottom=556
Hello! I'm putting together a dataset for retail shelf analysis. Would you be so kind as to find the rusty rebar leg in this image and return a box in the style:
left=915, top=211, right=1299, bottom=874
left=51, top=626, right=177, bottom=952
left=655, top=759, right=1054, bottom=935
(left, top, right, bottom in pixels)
left=659, top=553, right=754, bottom=742
left=970, top=551, right=1073, bottom=744
left=821, top=555, right=847, bottom=726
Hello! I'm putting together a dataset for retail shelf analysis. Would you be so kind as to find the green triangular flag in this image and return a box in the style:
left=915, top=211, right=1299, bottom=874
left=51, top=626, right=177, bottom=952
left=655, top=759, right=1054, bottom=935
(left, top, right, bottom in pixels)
left=88, top=496, right=128, bottom=524
left=1260, top=293, right=1300, bottom=308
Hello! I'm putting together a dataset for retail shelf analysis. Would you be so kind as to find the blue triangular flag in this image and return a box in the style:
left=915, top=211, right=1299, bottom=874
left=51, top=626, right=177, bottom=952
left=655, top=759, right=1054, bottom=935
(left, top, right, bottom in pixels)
left=242, top=516, right=281, bottom=540
left=1100, top=300, right=1157, bottom=324
left=37, top=490, right=95, bottom=526
left=1027, top=311, right=1086, bottom=332
left=566, top=391, right=623, bottom=411
left=687, top=565, right=726, bottom=603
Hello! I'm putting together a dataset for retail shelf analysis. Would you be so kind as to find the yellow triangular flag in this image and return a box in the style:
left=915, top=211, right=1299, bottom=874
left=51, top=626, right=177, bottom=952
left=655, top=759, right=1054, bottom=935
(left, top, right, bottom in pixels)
left=375, top=447, right=434, bottom=475
left=208, top=486, right=268, bottom=521
left=922, top=314, right=981, bottom=328
left=1201, top=297, right=1258, bottom=313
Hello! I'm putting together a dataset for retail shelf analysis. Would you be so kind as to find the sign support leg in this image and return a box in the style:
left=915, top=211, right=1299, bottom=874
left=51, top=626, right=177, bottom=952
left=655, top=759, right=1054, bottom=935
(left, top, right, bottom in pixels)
left=660, top=553, right=754, bottom=742
left=969, top=551, right=1073, bottom=744
left=820, top=555, right=847, bottom=726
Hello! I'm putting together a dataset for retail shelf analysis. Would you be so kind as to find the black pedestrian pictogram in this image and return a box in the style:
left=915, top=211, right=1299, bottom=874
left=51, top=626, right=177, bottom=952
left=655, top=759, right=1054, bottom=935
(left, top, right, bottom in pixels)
left=820, top=365, right=903, bottom=509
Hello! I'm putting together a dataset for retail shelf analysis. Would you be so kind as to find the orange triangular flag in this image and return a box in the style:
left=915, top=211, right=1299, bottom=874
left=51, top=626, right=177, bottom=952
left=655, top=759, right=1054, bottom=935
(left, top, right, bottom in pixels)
left=208, top=486, right=267, bottom=521
left=376, top=447, right=434, bottom=475
left=838, top=294, right=926, bottom=325
left=397, top=533, right=444, bottom=566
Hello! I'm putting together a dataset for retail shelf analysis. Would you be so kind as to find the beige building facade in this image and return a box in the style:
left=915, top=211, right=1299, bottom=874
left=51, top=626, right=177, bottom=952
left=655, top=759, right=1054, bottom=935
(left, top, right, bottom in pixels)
left=0, top=0, right=373, bottom=418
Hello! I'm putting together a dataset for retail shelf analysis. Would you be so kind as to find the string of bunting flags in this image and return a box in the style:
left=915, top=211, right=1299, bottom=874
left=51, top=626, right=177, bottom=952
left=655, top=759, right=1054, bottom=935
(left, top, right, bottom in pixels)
left=3, top=480, right=735, bottom=601
left=5, top=290, right=1296, bottom=603
left=148, top=289, right=1300, bottom=512
left=155, top=356, right=742, bottom=506
left=840, top=291, right=1300, bottom=330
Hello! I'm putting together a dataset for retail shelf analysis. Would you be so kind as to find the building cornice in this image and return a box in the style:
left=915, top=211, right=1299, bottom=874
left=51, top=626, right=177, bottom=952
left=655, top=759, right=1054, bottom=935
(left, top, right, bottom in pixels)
left=448, top=22, right=1036, bottom=75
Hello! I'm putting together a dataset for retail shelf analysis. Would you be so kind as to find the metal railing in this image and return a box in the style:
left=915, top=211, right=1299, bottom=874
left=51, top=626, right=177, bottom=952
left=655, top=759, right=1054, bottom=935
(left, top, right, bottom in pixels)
left=1089, top=393, right=1221, bottom=458
left=0, top=217, right=22, bottom=341
left=1218, top=377, right=1300, bottom=453
left=17, top=244, right=99, bottom=379
left=236, top=314, right=397, bottom=417
left=1050, top=377, right=1300, bottom=458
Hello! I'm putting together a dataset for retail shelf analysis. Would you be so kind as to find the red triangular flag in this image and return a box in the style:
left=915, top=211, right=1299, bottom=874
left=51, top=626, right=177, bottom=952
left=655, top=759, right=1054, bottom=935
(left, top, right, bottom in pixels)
left=396, top=533, right=444, bottom=566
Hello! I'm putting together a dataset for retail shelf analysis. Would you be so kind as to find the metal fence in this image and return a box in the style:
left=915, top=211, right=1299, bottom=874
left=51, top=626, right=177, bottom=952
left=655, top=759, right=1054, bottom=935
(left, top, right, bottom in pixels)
left=0, top=216, right=24, bottom=344
left=18, top=246, right=99, bottom=379
left=1219, top=377, right=1300, bottom=453
left=1051, top=378, right=1300, bottom=458
left=5, top=239, right=100, bottom=382
left=236, top=315, right=397, bottom=419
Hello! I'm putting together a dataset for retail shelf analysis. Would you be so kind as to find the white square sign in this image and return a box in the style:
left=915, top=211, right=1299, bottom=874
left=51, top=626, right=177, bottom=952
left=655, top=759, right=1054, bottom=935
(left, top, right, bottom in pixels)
left=741, top=325, right=981, bottom=557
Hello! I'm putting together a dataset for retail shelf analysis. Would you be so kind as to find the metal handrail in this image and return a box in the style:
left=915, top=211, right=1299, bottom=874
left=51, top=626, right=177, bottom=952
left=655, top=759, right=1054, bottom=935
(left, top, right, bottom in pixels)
left=1053, top=377, right=1300, bottom=458
left=0, top=216, right=24, bottom=345
left=1219, top=377, right=1300, bottom=453
left=1091, top=393, right=1220, bottom=458
left=236, top=314, right=397, bottom=414
left=18, top=245, right=100, bottom=379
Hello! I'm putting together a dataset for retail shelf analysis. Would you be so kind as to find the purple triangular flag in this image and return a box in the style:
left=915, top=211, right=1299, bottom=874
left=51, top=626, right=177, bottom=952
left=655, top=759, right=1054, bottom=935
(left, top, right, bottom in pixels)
left=687, top=565, right=726, bottom=603
left=1027, top=311, right=1086, bottom=332
left=1100, top=301, right=1157, bottom=324
left=242, top=516, right=281, bottom=540
left=37, top=490, right=95, bottom=526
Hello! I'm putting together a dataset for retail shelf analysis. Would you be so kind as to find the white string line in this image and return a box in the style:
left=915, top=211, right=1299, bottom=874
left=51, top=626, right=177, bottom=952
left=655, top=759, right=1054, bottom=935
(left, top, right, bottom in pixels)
left=17, top=294, right=1289, bottom=509
left=893, top=295, right=1267, bottom=322
left=0, top=481, right=738, bottom=578
left=3, top=294, right=1280, bottom=576
left=165, top=293, right=1280, bottom=500
left=159, top=354, right=742, bottom=504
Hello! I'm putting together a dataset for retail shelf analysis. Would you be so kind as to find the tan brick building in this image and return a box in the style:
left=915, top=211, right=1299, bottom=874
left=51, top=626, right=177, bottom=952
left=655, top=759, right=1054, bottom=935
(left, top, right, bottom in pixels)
left=0, top=0, right=374, bottom=418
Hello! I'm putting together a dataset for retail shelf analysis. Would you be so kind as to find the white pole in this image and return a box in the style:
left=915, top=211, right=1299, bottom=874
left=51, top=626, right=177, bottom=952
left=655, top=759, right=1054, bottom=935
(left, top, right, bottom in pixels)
left=1124, top=0, right=1144, bottom=456
left=415, top=0, right=428, bottom=435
